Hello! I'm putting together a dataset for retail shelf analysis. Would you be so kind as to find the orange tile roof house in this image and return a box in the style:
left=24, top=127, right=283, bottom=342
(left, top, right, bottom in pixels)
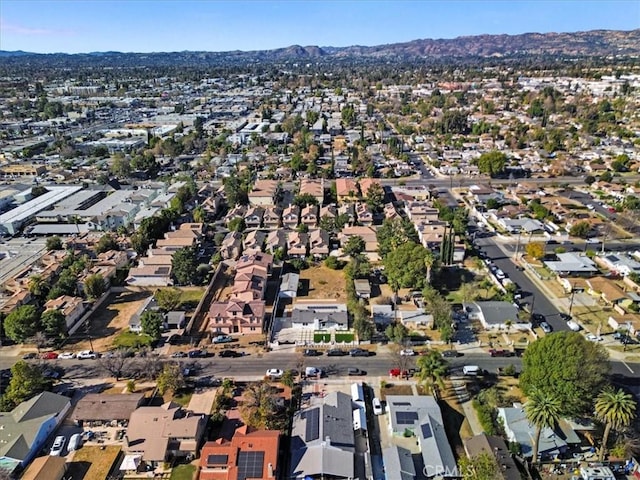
left=199, top=426, right=280, bottom=480
left=43, top=295, right=87, bottom=331
left=335, top=178, right=358, bottom=204
left=248, top=180, right=280, bottom=206
left=358, top=177, right=381, bottom=197
left=299, top=178, right=325, bottom=206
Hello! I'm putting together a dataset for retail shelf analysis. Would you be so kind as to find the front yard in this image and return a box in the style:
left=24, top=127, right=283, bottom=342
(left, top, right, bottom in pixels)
left=66, top=445, right=121, bottom=480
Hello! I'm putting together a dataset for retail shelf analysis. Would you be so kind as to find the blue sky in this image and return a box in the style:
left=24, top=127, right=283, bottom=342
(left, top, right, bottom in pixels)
left=1, top=0, right=638, bottom=53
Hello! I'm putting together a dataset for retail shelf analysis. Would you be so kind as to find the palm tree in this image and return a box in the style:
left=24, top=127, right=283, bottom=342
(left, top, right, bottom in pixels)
left=416, top=350, right=448, bottom=397
left=595, top=387, right=637, bottom=461
left=524, top=389, right=562, bottom=462
left=424, top=250, right=435, bottom=284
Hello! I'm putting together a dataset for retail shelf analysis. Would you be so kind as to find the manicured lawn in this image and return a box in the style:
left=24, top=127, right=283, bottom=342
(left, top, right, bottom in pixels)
left=113, top=330, right=153, bottom=349
left=314, top=332, right=331, bottom=343
left=171, top=464, right=197, bottom=480
left=172, top=389, right=194, bottom=407
left=334, top=332, right=354, bottom=343
left=178, top=287, right=207, bottom=309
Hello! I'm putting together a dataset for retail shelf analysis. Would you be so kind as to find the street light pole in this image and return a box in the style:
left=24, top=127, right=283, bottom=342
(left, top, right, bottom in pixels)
left=569, top=282, right=577, bottom=314
left=514, top=230, right=523, bottom=260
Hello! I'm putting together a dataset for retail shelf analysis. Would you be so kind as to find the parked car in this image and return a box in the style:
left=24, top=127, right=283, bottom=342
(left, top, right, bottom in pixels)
left=372, top=397, right=383, bottom=415
left=171, top=351, right=188, bottom=358
left=349, top=348, right=370, bottom=357
left=567, top=320, right=581, bottom=332
left=167, top=334, right=181, bottom=345
left=347, top=368, right=366, bottom=376
left=400, top=349, right=416, bottom=356
left=219, top=349, right=242, bottom=358
left=540, top=322, right=552, bottom=333
left=303, top=349, right=322, bottom=356
left=22, top=352, right=37, bottom=360
left=560, top=313, right=572, bottom=321
left=58, top=352, right=76, bottom=360
left=41, top=352, right=59, bottom=360
left=188, top=349, right=209, bottom=358
left=532, top=313, right=545, bottom=325
left=327, top=349, right=348, bottom=357
left=389, top=368, right=409, bottom=378
left=489, top=349, right=514, bottom=357
left=77, top=350, right=98, bottom=359
left=586, top=334, right=603, bottom=342
left=212, top=335, right=233, bottom=344
left=304, top=367, right=324, bottom=377
left=441, top=350, right=462, bottom=358
left=50, top=436, right=66, bottom=456
left=266, top=368, right=283, bottom=379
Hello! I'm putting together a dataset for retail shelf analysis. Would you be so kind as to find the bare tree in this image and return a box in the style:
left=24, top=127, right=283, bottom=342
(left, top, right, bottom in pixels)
left=98, top=349, right=134, bottom=380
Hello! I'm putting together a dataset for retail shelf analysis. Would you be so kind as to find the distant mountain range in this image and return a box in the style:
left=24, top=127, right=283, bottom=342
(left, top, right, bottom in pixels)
left=1, top=29, right=639, bottom=67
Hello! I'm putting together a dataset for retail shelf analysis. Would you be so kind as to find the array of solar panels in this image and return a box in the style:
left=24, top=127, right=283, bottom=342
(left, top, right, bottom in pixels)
left=304, top=407, right=320, bottom=441
left=237, top=451, right=265, bottom=480
left=395, top=411, right=419, bottom=425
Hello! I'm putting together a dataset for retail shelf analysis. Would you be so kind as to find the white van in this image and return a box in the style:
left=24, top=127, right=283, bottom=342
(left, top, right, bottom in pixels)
left=68, top=433, right=82, bottom=452
left=305, top=367, right=323, bottom=377
left=462, top=365, right=481, bottom=376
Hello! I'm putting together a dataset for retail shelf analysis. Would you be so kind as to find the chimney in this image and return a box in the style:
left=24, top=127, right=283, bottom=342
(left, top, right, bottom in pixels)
left=268, top=463, right=274, bottom=478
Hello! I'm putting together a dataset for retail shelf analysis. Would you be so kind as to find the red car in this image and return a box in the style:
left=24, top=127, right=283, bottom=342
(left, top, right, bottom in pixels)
left=40, top=352, right=59, bottom=360
left=389, top=368, right=410, bottom=378
left=489, top=349, right=513, bottom=357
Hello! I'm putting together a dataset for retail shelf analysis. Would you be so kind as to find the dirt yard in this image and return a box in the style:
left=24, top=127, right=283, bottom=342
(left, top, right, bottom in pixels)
left=67, top=290, right=151, bottom=352
left=298, top=265, right=347, bottom=300
left=66, top=445, right=121, bottom=480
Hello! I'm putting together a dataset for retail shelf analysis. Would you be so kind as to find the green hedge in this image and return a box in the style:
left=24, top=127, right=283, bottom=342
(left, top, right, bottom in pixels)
left=335, top=332, right=354, bottom=343
left=472, top=399, right=497, bottom=435
left=314, top=333, right=331, bottom=343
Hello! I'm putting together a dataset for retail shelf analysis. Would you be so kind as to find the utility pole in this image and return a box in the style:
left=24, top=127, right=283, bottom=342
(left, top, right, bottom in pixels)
left=514, top=230, right=523, bottom=261
left=568, top=282, right=577, bottom=314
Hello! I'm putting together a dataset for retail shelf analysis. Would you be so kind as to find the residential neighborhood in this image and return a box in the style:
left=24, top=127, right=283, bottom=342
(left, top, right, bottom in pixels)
left=1, top=27, right=640, bottom=480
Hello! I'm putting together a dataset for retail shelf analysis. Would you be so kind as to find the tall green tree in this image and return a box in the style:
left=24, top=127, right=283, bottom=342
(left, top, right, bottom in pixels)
left=155, top=288, right=182, bottom=312
left=84, top=273, right=106, bottom=299
left=524, top=389, right=562, bottom=462
left=384, top=242, right=431, bottom=291
left=385, top=322, right=408, bottom=344
left=4, top=305, right=40, bottom=343
left=40, top=309, right=67, bottom=339
left=140, top=310, right=164, bottom=340
left=171, top=247, right=199, bottom=285
left=1, top=361, right=51, bottom=409
left=95, top=234, right=119, bottom=254
left=156, top=362, right=185, bottom=395
left=595, top=387, right=637, bottom=461
left=45, top=236, right=63, bottom=251
left=377, top=218, right=419, bottom=258
left=520, top=331, right=609, bottom=416
left=476, top=151, right=507, bottom=176
left=364, top=183, right=385, bottom=213
left=343, top=235, right=366, bottom=257
left=457, top=453, right=499, bottom=480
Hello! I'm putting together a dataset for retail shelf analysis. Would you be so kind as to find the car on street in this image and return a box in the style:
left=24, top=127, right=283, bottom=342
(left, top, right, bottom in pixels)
left=531, top=313, right=545, bottom=325
left=400, top=349, right=416, bottom=356
left=188, top=349, right=209, bottom=358
left=303, top=349, right=322, bottom=356
left=304, top=367, right=324, bottom=377
left=372, top=397, right=383, bottom=415
left=347, top=368, right=366, bottom=376
left=41, top=352, right=59, bottom=360
left=586, top=334, right=603, bottom=342
left=50, top=436, right=66, bottom=456
left=349, top=348, right=370, bottom=357
left=171, top=351, right=188, bottom=358
left=219, top=349, right=242, bottom=358
left=326, top=349, right=348, bottom=357
left=266, top=368, right=284, bottom=379
left=58, top=352, right=76, bottom=359
left=22, top=352, right=37, bottom=360
left=567, top=320, right=581, bottom=332
left=489, top=349, right=514, bottom=357
left=212, top=335, right=233, bottom=344
left=540, top=322, right=552, bottom=333
left=441, top=350, right=462, bottom=358
left=77, top=350, right=98, bottom=359
left=560, top=313, right=572, bottom=321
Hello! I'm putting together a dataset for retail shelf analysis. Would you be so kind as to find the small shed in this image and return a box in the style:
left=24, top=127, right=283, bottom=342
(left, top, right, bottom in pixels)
left=354, top=279, right=371, bottom=299
left=21, top=456, right=67, bottom=480
left=279, top=272, right=300, bottom=299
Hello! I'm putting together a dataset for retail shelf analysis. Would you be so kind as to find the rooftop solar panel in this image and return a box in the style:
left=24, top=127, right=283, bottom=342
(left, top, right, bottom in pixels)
left=304, top=407, right=320, bottom=441
left=237, top=451, right=265, bottom=480
left=421, top=423, right=433, bottom=439
left=207, top=454, right=229, bottom=465
left=396, top=411, right=418, bottom=425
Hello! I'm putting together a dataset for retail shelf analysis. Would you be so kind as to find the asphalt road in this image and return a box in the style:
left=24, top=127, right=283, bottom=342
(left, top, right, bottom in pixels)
left=3, top=352, right=638, bottom=381
left=474, top=237, right=569, bottom=333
